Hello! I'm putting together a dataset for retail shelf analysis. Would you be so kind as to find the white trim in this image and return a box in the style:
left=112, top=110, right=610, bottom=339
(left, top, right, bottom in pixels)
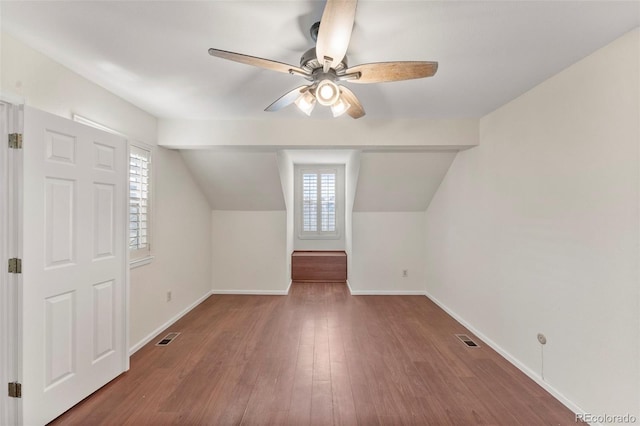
left=72, top=114, right=127, bottom=137
left=129, top=290, right=213, bottom=355
left=424, top=290, right=590, bottom=422
left=210, top=289, right=290, bottom=295
left=637, top=109, right=640, bottom=426
left=120, top=137, right=131, bottom=373
left=128, top=142, right=153, bottom=262
left=0, top=102, right=10, bottom=426
left=0, top=92, right=25, bottom=106
left=286, top=280, right=292, bottom=295
left=0, top=102, right=22, bottom=426
left=295, top=165, right=344, bottom=241
left=129, top=255, right=154, bottom=269
left=345, top=281, right=425, bottom=296
left=348, top=289, right=426, bottom=296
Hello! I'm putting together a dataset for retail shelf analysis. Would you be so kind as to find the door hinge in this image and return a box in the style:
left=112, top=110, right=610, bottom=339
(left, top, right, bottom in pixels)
left=8, top=382, right=21, bottom=398
left=8, top=133, right=22, bottom=149
left=8, top=258, right=21, bottom=274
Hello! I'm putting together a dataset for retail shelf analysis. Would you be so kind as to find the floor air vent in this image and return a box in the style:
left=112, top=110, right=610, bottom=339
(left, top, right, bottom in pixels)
left=455, top=334, right=479, bottom=348
left=156, top=332, right=180, bottom=346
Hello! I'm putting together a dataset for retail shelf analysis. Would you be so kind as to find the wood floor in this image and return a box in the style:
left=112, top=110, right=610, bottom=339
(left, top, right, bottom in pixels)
left=50, top=282, right=578, bottom=425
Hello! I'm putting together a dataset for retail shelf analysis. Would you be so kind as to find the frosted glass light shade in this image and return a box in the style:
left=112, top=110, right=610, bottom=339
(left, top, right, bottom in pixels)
left=331, top=96, right=351, bottom=117
left=295, top=91, right=316, bottom=116
left=316, top=80, right=340, bottom=106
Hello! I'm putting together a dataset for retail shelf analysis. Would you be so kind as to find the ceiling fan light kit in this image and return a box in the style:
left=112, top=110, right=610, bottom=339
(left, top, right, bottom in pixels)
left=331, top=95, right=351, bottom=118
left=316, top=79, right=340, bottom=106
left=294, top=90, right=317, bottom=116
left=208, top=0, right=438, bottom=119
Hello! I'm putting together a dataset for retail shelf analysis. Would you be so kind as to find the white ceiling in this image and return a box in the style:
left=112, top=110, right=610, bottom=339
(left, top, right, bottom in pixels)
left=2, top=1, right=638, bottom=120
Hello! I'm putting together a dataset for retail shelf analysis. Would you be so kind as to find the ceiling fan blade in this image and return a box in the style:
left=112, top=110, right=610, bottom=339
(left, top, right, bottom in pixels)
left=339, top=86, right=365, bottom=119
left=345, top=61, right=438, bottom=84
left=315, top=0, right=357, bottom=70
left=265, top=86, right=310, bottom=112
left=208, top=48, right=308, bottom=76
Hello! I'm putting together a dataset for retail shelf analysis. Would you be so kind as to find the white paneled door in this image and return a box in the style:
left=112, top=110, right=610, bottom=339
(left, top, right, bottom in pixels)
left=21, top=107, right=128, bottom=425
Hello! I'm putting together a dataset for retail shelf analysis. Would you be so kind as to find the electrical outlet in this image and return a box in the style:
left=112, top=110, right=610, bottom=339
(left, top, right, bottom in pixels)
left=166, top=291, right=172, bottom=302
left=402, top=269, right=408, bottom=278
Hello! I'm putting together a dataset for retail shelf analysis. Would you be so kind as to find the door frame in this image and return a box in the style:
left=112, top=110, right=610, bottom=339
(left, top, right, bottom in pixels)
left=0, top=99, right=23, bottom=426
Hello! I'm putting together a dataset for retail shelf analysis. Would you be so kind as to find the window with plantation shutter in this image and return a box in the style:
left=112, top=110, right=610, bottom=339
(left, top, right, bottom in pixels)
left=129, top=145, right=151, bottom=259
left=300, top=168, right=338, bottom=237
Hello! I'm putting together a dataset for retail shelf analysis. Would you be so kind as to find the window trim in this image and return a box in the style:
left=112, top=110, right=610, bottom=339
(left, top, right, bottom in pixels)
left=296, top=166, right=343, bottom=240
left=128, top=141, right=153, bottom=264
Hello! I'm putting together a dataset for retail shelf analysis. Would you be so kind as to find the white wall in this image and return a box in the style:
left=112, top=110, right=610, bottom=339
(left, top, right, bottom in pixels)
left=276, top=151, right=295, bottom=281
left=129, top=147, right=212, bottom=348
left=211, top=210, right=288, bottom=294
left=425, top=28, right=640, bottom=419
left=1, top=32, right=212, bottom=352
left=158, top=118, right=479, bottom=149
left=350, top=212, right=426, bottom=294
left=344, top=151, right=360, bottom=282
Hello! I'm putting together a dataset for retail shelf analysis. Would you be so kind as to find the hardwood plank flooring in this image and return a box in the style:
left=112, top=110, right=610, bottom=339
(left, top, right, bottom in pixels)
left=50, top=283, right=579, bottom=425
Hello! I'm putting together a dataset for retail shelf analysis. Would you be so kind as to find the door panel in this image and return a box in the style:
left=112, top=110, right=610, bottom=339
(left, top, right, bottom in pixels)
left=45, top=178, right=75, bottom=267
left=93, top=183, right=115, bottom=259
left=22, top=106, right=127, bottom=426
left=44, top=292, right=75, bottom=390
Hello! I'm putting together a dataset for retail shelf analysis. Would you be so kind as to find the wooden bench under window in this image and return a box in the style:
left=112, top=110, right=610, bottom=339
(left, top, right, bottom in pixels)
left=291, top=251, right=347, bottom=282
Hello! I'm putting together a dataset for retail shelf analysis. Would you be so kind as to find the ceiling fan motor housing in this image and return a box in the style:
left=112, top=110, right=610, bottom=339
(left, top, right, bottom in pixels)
left=300, top=47, right=348, bottom=74
left=310, top=21, right=321, bottom=42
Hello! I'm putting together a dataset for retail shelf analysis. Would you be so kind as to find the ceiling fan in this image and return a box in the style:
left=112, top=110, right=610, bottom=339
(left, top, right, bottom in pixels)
left=208, top=0, right=438, bottom=119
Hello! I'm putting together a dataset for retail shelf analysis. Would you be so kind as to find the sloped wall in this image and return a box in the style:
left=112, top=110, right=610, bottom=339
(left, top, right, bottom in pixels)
left=349, top=151, right=456, bottom=293
left=180, top=150, right=285, bottom=210
left=424, top=29, right=640, bottom=418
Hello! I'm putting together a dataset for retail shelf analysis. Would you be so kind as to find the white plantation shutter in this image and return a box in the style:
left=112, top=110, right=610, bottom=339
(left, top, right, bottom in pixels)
left=129, top=145, right=151, bottom=257
left=303, top=173, right=318, bottom=232
left=301, top=169, right=337, bottom=235
left=320, top=173, right=336, bottom=232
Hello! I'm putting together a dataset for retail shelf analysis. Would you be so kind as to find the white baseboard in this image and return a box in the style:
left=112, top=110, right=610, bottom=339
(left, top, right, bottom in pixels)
left=210, top=288, right=289, bottom=295
left=346, top=280, right=430, bottom=296
left=424, top=290, right=590, bottom=423
left=129, top=290, right=212, bottom=355
left=349, top=289, right=426, bottom=296
left=286, top=280, right=292, bottom=294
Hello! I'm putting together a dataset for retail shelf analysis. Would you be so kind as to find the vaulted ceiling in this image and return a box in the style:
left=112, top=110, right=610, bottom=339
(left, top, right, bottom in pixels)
left=2, top=1, right=638, bottom=212
left=2, top=1, right=638, bottom=120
